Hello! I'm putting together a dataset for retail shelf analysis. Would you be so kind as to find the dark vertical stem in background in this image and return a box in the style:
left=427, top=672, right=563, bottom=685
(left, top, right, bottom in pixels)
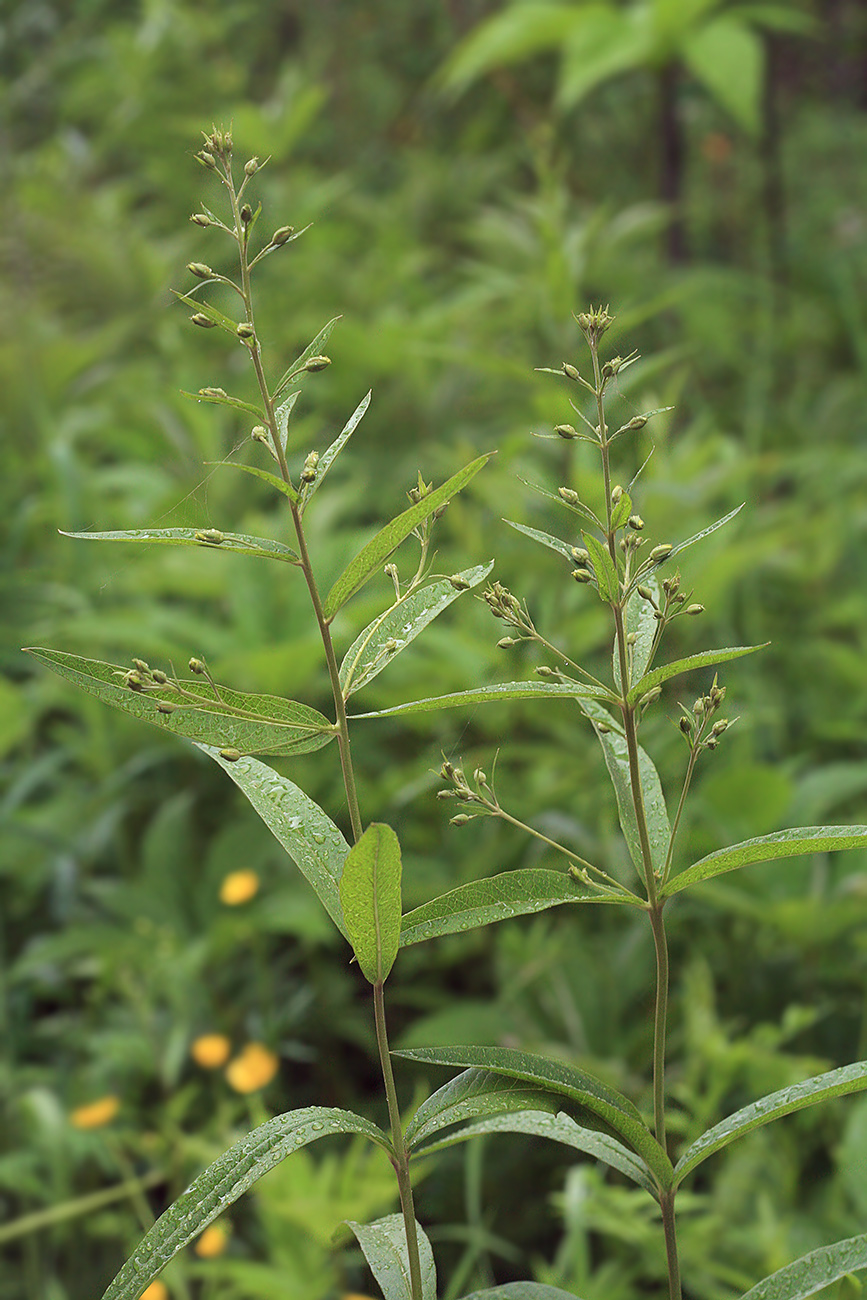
left=658, top=63, right=687, bottom=264
left=760, top=35, right=788, bottom=299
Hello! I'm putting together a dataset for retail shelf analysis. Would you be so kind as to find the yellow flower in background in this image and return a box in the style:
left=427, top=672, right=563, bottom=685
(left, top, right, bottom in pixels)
left=191, top=1033, right=231, bottom=1069
left=225, top=1042, right=279, bottom=1093
left=141, top=1283, right=169, bottom=1300
left=219, top=869, right=260, bottom=905
left=194, top=1223, right=229, bottom=1258
left=343, top=1294, right=378, bottom=1299
left=69, top=1095, right=120, bottom=1129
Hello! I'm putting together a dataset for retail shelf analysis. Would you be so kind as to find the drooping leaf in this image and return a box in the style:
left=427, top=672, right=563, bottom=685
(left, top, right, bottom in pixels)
left=438, top=3, right=579, bottom=92
left=627, top=643, right=767, bottom=706
left=344, top=1214, right=436, bottom=1300
left=301, top=389, right=371, bottom=509
left=675, top=1059, right=867, bottom=1185
left=25, top=650, right=334, bottom=757
left=738, top=1233, right=867, bottom=1300
left=663, top=825, right=867, bottom=898
left=354, top=679, right=613, bottom=721
left=181, top=387, right=265, bottom=421
left=582, top=531, right=619, bottom=602
left=339, top=561, right=494, bottom=698
left=60, top=527, right=300, bottom=564
left=196, top=746, right=349, bottom=936
left=399, top=868, right=631, bottom=949
left=272, top=316, right=342, bottom=403
left=339, top=823, right=402, bottom=984
left=459, top=1286, right=585, bottom=1300
left=323, top=454, right=493, bottom=620
left=395, top=1045, right=673, bottom=1191
left=101, top=1107, right=390, bottom=1300
left=616, top=574, right=659, bottom=691
left=580, top=698, right=670, bottom=879
left=212, top=460, right=299, bottom=504
left=682, top=16, right=763, bottom=136
left=503, top=519, right=575, bottom=564
left=557, top=5, right=649, bottom=108
left=413, top=1107, right=656, bottom=1197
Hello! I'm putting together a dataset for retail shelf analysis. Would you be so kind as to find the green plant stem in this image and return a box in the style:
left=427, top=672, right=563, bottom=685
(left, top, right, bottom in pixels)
left=662, top=746, right=699, bottom=884
left=660, top=1190, right=682, bottom=1300
left=374, top=979, right=424, bottom=1300
left=486, top=803, right=641, bottom=902
left=647, top=901, right=669, bottom=1149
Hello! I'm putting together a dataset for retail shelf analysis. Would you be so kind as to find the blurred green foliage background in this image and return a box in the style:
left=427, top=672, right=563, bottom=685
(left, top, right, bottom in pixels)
left=3, top=1, right=867, bottom=1297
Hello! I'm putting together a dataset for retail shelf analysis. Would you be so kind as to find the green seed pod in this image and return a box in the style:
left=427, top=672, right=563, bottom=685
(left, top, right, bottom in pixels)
left=190, top=213, right=212, bottom=227
left=305, top=355, right=331, bottom=372
left=572, top=568, right=593, bottom=583
left=554, top=424, right=578, bottom=439
left=190, top=313, right=217, bottom=329
left=497, top=637, right=517, bottom=648
left=571, top=548, right=590, bottom=564
left=628, top=515, right=645, bottom=531
left=189, top=658, right=206, bottom=675
left=711, top=719, right=729, bottom=736
left=239, top=203, right=253, bottom=224
left=195, top=529, right=225, bottom=544
left=219, top=747, right=242, bottom=762
left=449, top=814, right=471, bottom=827
left=448, top=575, right=472, bottom=591
left=562, top=362, right=582, bottom=381
left=270, top=225, right=295, bottom=246
left=151, top=669, right=168, bottom=685
left=187, top=262, right=214, bottom=280
left=558, top=487, right=580, bottom=505
left=650, top=544, right=673, bottom=562
left=679, top=716, right=692, bottom=735
left=244, top=157, right=259, bottom=176
left=685, top=603, right=705, bottom=616
left=196, top=151, right=218, bottom=170
left=236, top=322, right=255, bottom=340
left=132, top=658, right=150, bottom=674
left=156, top=701, right=177, bottom=714
left=637, top=584, right=655, bottom=602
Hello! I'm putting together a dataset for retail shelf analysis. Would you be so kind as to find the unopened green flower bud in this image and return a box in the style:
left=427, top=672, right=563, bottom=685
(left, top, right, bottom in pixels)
left=497, top=637, right=517, bottom=648
left=693, top=698, right=705, bottom=716
left=711, top=719, right=729, bottom=736
left=305, top=355, right=331, bottom=372
left=151, top=669, right=168, bottom=685
left=124, top=671, right=144, bottom=691
left=662, top=576, right=680, bottom=595
left=622, top=415, right=648, bottom=432
left=188, top=658, right=206, bottom=675
left=596, top=721, right=611, bottom=733
left=440, top=760, right=454, bottom=780
left=155, top=701, right=177, bottom=714
left=474, top=769, right=487, bottom=785
left=196, top=151, right=218, bottom=170
left=191, top=213, right=212, bottom=227
left=384, top=639, right=399, bottom=653
left=270, top=225, right=295, bottom=246
left=219, top=747, right=242, bottom=762
left=628, top=515, right=645, bottom=530
left=679, top=716, right=692, bottom=735
left=239, top=203, right=253, bottom=225
left=637, top=584, right=655, bottom=602
left=244, top=157, right=259, bottom=176
left=575, top=313, right=592, bottom=331
left=132, top=658, right=150, bottom=675
left=601, top=356, right=623, bottom=378
left=448, top=574, right=472, bottom=591
left=251, top=426, right=269, bottom=443
left=199, top=387, right=227, bottom=398
left=571, top=548, right=589, bottom=564
left=640, top=686, right=662, bottom=707
left=536, top=666, right=555, bottom=677
left=562, top=362, right=581, bottom=381
left=558, top=487, right=580, bottom=505
left=650, top=544, right=673, bottom=562
left=685, top=603, right=705, bottom=616
left=236, top=322, right=255, bottom=340
left=705, top=737, right=718, bottom=750
left=627, top=632, right=637, bottom=645
left=450, top=814, right=472, bottom=827
left=611, top=485, right=623, bottom=505
left=187, top=262, right=214, bottom=280
left=572, top=568, right=593, bottom=583
left=300, top=451, right=319, bottom=484
left=554, top=424, right=578, bottom=439
left=195, top=529, right=225, bottom=544
left=190, top=313, right=217, bottom=328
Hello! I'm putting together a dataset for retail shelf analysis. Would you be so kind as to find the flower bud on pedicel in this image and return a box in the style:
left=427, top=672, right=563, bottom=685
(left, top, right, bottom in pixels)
left=244, top=157, right=259, bottom=176
left=440, top=760, right=454, bottom=779
left=711, top=719, right=729, bottom=736
left=239, top=203, right=253, bottom=225
left=536, top=666, right=555, bottom=677
left=448, top=574, right=472, bottom=591
left=571, top=548, right=589, bottom=564
left=188, top=262, right=214, bottom=280
left=270, top=225, right=295, bottom=246
left=497, top=636, right=517, bottom=648
left=474, top=769, right=487, bottom=785
left=196, top=151, right=218, bottom=170
left=151, top=669, right=168, bottom=684
left=436, top=789, right=454, bottom=800
left=132, top=658, right=150, bottom=674
left=123, top=671, right=145, bottom=691
left=637, top=584, right=655, bottom=602
left=628, top=515, right=645, bottom=531
left=602, top=356, right=623, bottom=378
left=450, top=814, right=472, bottom=827
left=627, top=631, right=637, bottom=645
left=300, top=451, right=319, bottom=484
left=650, top=544, right=673, bottom=562
left=156, top=701, right=177, bottom=714
left=191, top=212, right=212, bottom=227
left=685, top=603, right=705, bottom=616
left=236, top=322, right=256, bottom=340
left=558, top=487, right=580, bottom=505
left=555, top=424, right=579, bottom=439
left=189, top=658, right=206, bottom=675
left=611, top=485, right=624, bottom=505
left=621, top=415, right=648, bottom=432
left=305, top=355, right=331, bottom=372
left=251, top=426, right=270, bottom=445
left=639, top=686, right=662, bottom=707
left=562, top=362, right=581, bottom=382
left=572, top=568, right=592, bottom=583
left=679, top=716, right=692, bottom=735
left=191, top=313, right=217, bottom=328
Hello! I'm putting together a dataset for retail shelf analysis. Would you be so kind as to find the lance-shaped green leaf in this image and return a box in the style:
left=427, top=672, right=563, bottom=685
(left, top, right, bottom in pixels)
left=580, top=699, right=670, bottom=879
left=25, top=650, right=334, bottom=757
left=272, top=316, right=342, bottom=405
left=323, top=454, right=493, bottom=620
left=738, top=1233, right=867, bottom=1300
left=172, top=289, right=238, bottom=336
left=301, top=390, right=371, bottom=510
left=274, top=389, right=301, bottom=451
left=460, top=1286, right=584, bottom=1300
left=581, top=532, right=619, bottom=602
left=616, top=575, right=659, bottom=692
left=101, top=1107, right=390, bottom=1300
left=354, top=679, right=613, bottom=721
left=400, top=868, right=631, bottom=949
left=406, top=1068, right=570, bottom=1150
left=663, top=825, right=867, bottom=898
left=340, top=561, right=494, bottom=698
left=674, top=1059, right=867, bottom=1186
left=344, top=1214, right=436, bottom=1300
left=610, top=489, right=632, bottom=531
left=667, top=502, right=745, bottom=562
left=181, top=387, right=265, bottom=421
left=197, top=746, right=349, bottom=936
left=413, top=1107, right=656, bottom=1197
left=503, top=519, right=575, bottom=564
left=395, top=1045, right=673, bottom=1191
left=339, top=823, right=402, bottom=984
left=60, top=527, right=300, bottom=564
left=627, top=643, right=767, bottom=706
left=213, top=460, right=299, bottom=503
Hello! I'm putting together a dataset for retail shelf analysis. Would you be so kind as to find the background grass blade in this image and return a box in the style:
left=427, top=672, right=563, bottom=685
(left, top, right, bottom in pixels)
left=339, top=823, right=402, bottom=984
left=61, top=527, right=299, bottom=563
left=664, top=826, right=867, bottom=897
left=738, top=1233, right=867, bottom=1300
left=345, top=1214, right=437, bottom=1300
left=101, top=1107, right=390, bottom=1300
left=196, top=745, right=350, bottom=937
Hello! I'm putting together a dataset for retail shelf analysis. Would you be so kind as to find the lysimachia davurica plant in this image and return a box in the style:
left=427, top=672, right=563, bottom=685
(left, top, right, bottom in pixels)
left=25, top=130, right=867, bottom=1300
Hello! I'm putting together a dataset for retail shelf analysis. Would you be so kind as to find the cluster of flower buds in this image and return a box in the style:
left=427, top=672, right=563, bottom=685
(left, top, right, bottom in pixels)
left=575, top=304, right=614, bottom=345
left=676, top=675, right=733, bottom=752
left=300, top=451, right=319, bottom=485
left=483, top=581, right=530, bottom=638
left=635, top=570, right=704, bottom=626
left=196, top=127, right=233, bottom=170
left=437, top=758, right=494, bottom=827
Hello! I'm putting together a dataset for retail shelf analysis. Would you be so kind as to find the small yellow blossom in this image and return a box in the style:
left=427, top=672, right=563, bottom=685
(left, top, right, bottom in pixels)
left=69, top=1095, right=120, bottom=1129
left=191, top=1034, right=231, bottom=1069
left=141, top=1283, right=169, bottom=1300
left=219, top=869, right=260, bottom=905
left=343, top=1294, right=378, bottom=1300
left=194, top=1223, right=229, bottom=1258
left=225, top=1042, right=279, bottom=1093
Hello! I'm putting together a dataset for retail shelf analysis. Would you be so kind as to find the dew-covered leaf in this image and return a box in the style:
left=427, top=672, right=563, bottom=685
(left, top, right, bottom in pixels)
left=616, top=574, right=659, bottom=691
left=302, top=390, right=371, bottom=509
left=340, top=561, right=494, bottom=697
left=25, top=650, right=334, bottom=757
left=323, top=454, right=493, bottom=620
left=339, top=823, right=402, bottom=984
left=395, top=1045, right=672, bottom=1190
left=196, top=746, right=349, bottom=936
left=664, top=825, right=867, bottom=898
left=627, top=643, right=766, bottom=705
left=181, top=388, right=265, bottom=421
left=399, top=868, right=628, bottom=949
left=738, top=1233, right=867, bottom=1300
left=459, top=1286, right=585, bottom=1300
left=354, top=679, right=613, bottom=721
left=503, top=519, right=575, bottom=563
left=405, top=1068, right=564, bottom=1149
left=675, top=1059, right=867, bottom=1185
left=582, top=531, right=619, bottom=602
left=60, top=527, right=300, bottom=564
left=344, top=1213, right=436, bottom=1300
left=667, top=503, right=745, bottom=562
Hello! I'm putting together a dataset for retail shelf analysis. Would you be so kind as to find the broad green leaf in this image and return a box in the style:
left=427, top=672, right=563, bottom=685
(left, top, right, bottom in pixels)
left=181, top=387, right=265, bottom=421
left=25, top=650, right=334, bottom=757
left=213, top=459, right=299, bottom=504
left=738, top=1233, right=867, bottom=1300
left=172, top=289, right=238, bottom=335
left=627, top=643, right=766, bottom=706
left=664, top=825, right=867, bottom=897
left=339, top=823, right=402, bottom=984
left=196, top=746, right=349, bottom=936
left=616, top=574, right=659, bottom=691
left=675, top=1059, right=867, bottom=1185
left=582, top=531, right=619, bottom=602
left=354, top=680, right=613, bottom=721
left=414, top=1107, right=656, bottom=1197
left=682, top=16, right=763, bottom=135
left=406, top=1068, right=568, bottom=1149
left=400, top=868, right=630, bottom=949
left=101, top=1107, right=390, bottom=1300
left=438, top=4, right=579, bottom=91
left=272, top=316, right=342, bottom=403
left=345, top=1214, right=436, bottom=1300
left=558, top=6, right=650, bottom=108
left=668, top=502, right=744, bottom=562
left=323, top=454, right=493, bottom=620
left=460, top=1287, right=583, bottom=1300
left=60, top=527, right=299, bottom=564
left=339, top=561, right=494, bottom=698
left=736, top=4, right=818, bottom=36
left=503, top=519, right=575, bottom=564
left=302, top=390, right=371, bottom=509
left=395, top=1045, right=673, bottom=1191
left=610, top=489, right=632, bottom=531
left=580, top=699, right=670, bottom=879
